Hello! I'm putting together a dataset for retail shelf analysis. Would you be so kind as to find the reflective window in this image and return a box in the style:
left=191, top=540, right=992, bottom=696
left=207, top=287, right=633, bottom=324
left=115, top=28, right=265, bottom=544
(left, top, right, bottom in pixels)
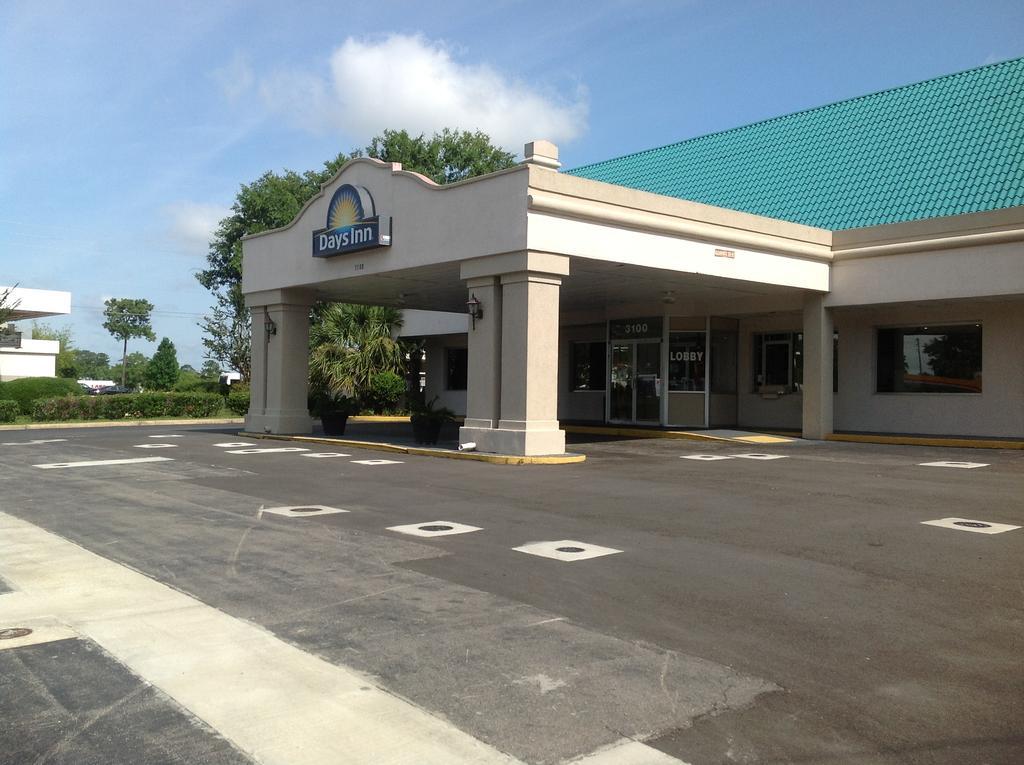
left=668, top=332, right=705, bottom=391
left=876, top=325, right=982, bottom=393
left=570, top=342, right=605, bottom=391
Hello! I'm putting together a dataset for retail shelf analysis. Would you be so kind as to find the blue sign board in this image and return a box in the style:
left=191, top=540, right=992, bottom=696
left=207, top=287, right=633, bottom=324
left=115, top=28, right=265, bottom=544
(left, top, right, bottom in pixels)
left=312, top=184, right=391, bottom=258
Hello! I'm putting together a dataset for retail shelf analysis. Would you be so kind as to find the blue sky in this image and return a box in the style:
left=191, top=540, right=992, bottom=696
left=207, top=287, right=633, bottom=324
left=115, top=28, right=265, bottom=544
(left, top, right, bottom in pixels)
left=2, top=0, right=1022, bottom=368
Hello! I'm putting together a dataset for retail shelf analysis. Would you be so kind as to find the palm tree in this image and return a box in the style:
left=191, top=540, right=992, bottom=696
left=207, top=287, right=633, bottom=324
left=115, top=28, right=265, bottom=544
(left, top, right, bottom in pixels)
left=309, top=303, right=405, bottom=400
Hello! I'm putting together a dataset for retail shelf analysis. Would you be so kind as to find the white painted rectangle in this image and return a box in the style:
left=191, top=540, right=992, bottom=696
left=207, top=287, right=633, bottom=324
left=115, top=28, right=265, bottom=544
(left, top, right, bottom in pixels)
left=388, top=521, right=482, bottom=538
left=514, top=540, right=623, bottom=562
left=225, top=447, right=309, bottom=454
left=33, top=457, right=174, bottom=470
left=921, top=518, right=1021, bottom=534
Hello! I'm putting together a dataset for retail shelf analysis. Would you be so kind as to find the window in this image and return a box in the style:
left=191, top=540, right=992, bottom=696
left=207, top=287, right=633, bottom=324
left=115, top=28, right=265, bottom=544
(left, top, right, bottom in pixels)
left=876, top=324, right=981, bottom=393
left=668, top=332, right=705, bottom=391
left=445, top=347, right=467, bottom=390
left=753, top=331, right=839, bottom=393
left=570, top=342, right=605, bottom=391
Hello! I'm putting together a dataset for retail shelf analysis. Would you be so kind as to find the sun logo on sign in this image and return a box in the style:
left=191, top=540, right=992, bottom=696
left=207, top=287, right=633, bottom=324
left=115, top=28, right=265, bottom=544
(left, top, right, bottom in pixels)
left=326, top=185, right=376, bottom=231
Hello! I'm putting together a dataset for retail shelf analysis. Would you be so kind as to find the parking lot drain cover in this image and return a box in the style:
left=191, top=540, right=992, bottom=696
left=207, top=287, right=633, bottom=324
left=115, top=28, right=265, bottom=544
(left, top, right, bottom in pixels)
left=954, top=521, right=990, bottom=528
left=0, top=628, right=32, bottom=640
left=387, top=521, right=482, bottom=537
left=556, top=546, right=585, bottom=553
left=514, top=540, right=623, bottom=561
left=420, top=524, right=453, bottom=532
left=290, top=507, right=324, bottom=513
left=921, top=518, right=1021, bottom=534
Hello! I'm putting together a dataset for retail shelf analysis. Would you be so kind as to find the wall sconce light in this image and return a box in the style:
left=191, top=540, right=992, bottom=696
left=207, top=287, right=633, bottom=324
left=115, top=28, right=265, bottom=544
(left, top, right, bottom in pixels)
left=466, top=294, right=483, bottom=329
left=264, top=316, right=277, bottom=336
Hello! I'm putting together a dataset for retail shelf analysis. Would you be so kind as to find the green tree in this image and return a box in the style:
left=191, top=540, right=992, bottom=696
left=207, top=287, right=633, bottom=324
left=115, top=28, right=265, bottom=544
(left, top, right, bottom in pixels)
left=102, top=298, right=156, bottom=386
left=30, top=321, right=76, bottom=378
left=123, top=352, right=150, bottom=390
left=309, top=304, right=405, bottom=400
left=71, top=350, right=111, bottom=380
left=145, top=337, right=180, bottom=390
left=363, top=128, right=516, bottom=184
left=200, top=359, right=221, bottom=379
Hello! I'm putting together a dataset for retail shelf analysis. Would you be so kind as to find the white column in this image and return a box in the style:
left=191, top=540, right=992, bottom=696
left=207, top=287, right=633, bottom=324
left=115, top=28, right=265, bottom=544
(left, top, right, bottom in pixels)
left=801, top=293, right=834, bottom=440
left=244, top=292, right=314, bottom=434
left=247, top=307, right=267, bottom=422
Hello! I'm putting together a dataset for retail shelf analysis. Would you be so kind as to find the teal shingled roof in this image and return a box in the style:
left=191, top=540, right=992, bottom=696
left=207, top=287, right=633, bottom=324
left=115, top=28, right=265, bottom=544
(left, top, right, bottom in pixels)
left=566, top=58, right=1024, bottom=230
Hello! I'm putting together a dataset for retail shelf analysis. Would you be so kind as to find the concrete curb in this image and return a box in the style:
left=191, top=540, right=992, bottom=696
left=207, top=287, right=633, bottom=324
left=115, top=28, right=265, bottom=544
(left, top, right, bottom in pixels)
left=0, top=417, right=245, bottom=431
left=827, top=432, right=1024, bottom=450
left=241, top=432, right=586, bottom=465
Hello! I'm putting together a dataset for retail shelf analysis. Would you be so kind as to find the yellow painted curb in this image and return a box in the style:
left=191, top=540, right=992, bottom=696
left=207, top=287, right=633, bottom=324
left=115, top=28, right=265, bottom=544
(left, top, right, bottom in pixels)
left=826, top=433, right=1024, bottom=450
left=0, top=417, right=245, bottom=431
left=562, top=425, right=793, bottom=444
left=348, top=415, right=411, bottom=423
left=240, top=432, right=585, bottom=465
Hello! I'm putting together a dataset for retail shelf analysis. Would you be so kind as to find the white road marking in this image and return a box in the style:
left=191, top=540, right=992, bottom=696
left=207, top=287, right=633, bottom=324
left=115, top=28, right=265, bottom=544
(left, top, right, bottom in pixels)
left=1, top=439, right=68, bottom=446
left=733, top=453, right=788, bottom=460
left=568, top=738, right=689, bottom=764
left=513, top=540, right=623, bottom=562
left=214, top=442, right=253, bottom=448
left=921, top=517, right=1021, bottom=534
left=0, top=513, right=519, bottom=765
left=33, top=457, right=174, bottom=470
left=148, top=434, right=184, bottom=438
left=352, top=459, right=403, bottom=465
left=919, top=461, right=989, bottom=469
left=300, top=452, right=351, bottom=458
left=261, top=505, right=350, bottom=518
left=680, top=454, right=733, bottom=461
left=225, top=447, right=310, bottom=455
left=133, top=443, right=179, bottom=449
left=387, top=521, right=482, bottom=538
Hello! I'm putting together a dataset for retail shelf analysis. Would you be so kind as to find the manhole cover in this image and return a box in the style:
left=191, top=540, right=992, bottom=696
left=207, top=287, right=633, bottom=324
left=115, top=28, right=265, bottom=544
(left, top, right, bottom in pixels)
left=555, top=546, right=586, bottom=553
left=0, top=628, right=32, bottom=640
left=419, top=524, right=454, bottom=532
left=289, top=507, right=324, bottom=513
left=954, top=521, right=991, bottom=528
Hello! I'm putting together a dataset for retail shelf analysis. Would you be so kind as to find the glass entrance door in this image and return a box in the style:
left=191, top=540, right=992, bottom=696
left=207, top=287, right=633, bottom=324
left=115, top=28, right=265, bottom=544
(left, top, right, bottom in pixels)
left=609, top=341, right=662, bottom=423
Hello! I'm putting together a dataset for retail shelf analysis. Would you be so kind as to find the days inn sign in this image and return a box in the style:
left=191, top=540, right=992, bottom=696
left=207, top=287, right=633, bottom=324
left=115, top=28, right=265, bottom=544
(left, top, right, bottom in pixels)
left=312, top=184, right=392, bottom=258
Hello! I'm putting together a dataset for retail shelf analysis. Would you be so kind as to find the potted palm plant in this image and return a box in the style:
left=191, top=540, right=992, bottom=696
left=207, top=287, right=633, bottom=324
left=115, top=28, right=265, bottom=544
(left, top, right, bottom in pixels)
left=409, top=396, right=455, bottom=445
left=310, top=391, right=358, bottom=437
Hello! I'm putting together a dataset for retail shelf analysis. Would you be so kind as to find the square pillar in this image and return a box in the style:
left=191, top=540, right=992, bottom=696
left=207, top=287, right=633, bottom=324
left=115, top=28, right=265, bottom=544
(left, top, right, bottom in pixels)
left=459, top=252, right=570, bottom=456
left=245, top=295, right=314, bottom=434
left=801, top=293, right=834, bottom=440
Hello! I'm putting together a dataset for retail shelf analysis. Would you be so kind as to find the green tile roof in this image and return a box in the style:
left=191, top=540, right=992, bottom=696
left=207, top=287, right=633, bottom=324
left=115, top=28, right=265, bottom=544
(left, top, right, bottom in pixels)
left=566, top=58, right=1024, bottom=230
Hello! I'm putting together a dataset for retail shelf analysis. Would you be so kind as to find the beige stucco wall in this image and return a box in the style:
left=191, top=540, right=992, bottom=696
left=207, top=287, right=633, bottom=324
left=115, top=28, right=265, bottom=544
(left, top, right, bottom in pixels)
left=243, top=161, right=530, bottom=296
left=422, top=335, right=467, bottom=416
left=833, top=300, right=1024, bottom=437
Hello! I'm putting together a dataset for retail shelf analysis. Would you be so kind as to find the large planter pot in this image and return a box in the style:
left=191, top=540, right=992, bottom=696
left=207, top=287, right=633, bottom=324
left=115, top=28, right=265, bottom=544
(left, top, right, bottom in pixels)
left=321, top=412, right=349, bottom=437
left=411, top=416, right=443, bottom=445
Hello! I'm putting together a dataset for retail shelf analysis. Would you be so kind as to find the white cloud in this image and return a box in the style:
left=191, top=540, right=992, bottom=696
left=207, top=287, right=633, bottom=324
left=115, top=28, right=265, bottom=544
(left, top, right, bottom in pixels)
left=212, top=51, right=255, bottom=103
left=257, top=34, right=587, bottom=151
left=163, top=201, right=230, bottom=256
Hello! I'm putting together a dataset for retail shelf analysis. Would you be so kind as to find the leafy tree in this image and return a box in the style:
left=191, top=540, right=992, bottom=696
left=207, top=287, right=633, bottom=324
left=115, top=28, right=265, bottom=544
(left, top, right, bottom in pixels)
left=199, top=288, right=250, bottom=382
left=309, top=304, right=404, bottom=400
left=179, top=364, right=197, bottom=374
left=363, top=128, right=516, bottom=184
left=145, top=337, right=180, bottom=390
left=123, top=352, right=150, bottom=390
left=200, top=359, right=222, bottom=379
left=103, top=298, right=156, bottom=386
left=30, top=321, right=76, bottom=378
left=71, top=350, right=111, bottom=380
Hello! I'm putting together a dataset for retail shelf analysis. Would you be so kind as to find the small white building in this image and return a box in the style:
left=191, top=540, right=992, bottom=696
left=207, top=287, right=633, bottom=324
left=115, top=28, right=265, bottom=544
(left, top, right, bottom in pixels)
left=0, top=286, right=72, bottom=381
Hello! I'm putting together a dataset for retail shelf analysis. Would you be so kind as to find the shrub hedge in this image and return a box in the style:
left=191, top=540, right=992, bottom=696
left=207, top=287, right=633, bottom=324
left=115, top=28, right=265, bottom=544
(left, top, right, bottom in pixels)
left=2, top=376, right=84, bottom=414
left=0, top=399, right=19, bottom=422
left=363, top=371, right=407, bottom=414
left=226, top=390, right=250, bottom=415
left=31, top=392, right=223, bottom=422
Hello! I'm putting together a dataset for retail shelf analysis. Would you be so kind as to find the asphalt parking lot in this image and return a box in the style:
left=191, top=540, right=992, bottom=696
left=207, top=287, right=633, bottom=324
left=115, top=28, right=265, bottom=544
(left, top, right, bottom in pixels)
left=1, top=425, right=1022, bottom=764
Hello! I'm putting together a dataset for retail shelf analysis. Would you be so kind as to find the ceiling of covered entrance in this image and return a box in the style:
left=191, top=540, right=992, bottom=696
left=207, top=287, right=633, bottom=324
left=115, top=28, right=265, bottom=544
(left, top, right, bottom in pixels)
left=303, top=255, right=804, bottom=318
